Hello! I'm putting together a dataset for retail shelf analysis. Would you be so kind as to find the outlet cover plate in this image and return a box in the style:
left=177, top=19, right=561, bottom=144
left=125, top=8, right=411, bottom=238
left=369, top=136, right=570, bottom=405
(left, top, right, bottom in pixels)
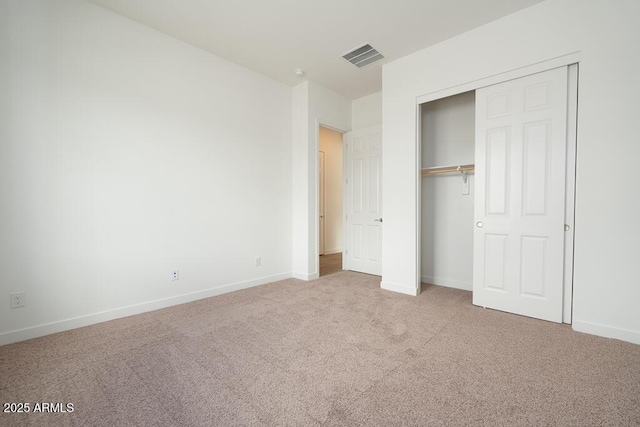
left=10, top=292, right=25, bottom=309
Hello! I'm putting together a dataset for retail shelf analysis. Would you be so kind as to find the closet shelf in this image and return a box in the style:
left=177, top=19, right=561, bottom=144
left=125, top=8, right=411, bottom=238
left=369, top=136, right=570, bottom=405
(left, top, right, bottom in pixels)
left=421, top=164, right=475, bottom=175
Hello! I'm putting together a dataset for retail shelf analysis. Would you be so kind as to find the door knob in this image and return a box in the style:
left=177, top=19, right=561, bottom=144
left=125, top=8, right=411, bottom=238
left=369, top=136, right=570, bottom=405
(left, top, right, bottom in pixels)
left=320, top=215, right=324, bottom=219
left=476, top=221, right=483, bottom=228
left=374, top=218, right=383, bottom=223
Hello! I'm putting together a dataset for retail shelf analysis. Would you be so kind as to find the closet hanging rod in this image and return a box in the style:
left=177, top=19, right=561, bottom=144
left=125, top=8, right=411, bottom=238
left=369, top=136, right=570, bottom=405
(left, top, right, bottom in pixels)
left=421, top=164, right=475, bottom=175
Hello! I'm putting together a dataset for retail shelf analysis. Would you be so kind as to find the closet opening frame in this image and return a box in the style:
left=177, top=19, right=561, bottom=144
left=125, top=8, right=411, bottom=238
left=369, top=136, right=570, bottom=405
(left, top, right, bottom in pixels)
left=415, top=52, right=580, bottom=324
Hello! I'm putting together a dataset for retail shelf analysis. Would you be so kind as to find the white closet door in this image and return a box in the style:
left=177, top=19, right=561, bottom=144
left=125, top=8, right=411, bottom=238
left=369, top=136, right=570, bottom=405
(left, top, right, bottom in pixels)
left=473, top=67, right=568, bottom=323
left=344, top=126, right=382, bottom=276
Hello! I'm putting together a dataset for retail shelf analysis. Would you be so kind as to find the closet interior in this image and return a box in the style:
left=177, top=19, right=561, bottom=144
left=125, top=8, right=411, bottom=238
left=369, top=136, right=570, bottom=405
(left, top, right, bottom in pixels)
left=420, top=90, right=475, bottom=291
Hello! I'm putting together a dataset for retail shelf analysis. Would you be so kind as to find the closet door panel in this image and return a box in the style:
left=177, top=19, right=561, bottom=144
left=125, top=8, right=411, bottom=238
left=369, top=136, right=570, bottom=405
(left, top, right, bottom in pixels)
left=483, top=233, right=508, bottom=292
left=520, top=236, right=548, bottom=298
left=485, top=127, right=510, bottom=216
left=473, top=66, right=567, bottom=323
left=522, top=120, right=550, bottom=216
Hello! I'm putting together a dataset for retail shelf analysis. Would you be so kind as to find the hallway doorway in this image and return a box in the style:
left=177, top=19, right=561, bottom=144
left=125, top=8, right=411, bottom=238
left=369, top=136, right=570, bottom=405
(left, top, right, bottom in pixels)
left=319, top=126, right=344, bottom=276
left=320, top=252, right=342, bottom=277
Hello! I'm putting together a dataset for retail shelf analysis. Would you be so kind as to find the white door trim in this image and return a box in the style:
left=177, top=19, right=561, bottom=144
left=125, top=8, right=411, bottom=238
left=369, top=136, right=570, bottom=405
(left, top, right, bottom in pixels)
left=315, top=120, right=348, bottom=278
left=319, top=150, right=326, bottom=256
left=563, top=63, right=578, bottom=324
left=416, top=51, right=581, bottom=105
left=415, top=104, right=423, bottom=294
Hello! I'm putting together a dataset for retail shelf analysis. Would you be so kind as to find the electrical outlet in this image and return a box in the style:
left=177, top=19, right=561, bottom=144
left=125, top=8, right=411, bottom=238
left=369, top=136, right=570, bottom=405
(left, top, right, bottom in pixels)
left=255, top=257, right=261, bottom=267
left=10, top=292, right=25, bottom=309
left=171, top=269, right=179, bottom=281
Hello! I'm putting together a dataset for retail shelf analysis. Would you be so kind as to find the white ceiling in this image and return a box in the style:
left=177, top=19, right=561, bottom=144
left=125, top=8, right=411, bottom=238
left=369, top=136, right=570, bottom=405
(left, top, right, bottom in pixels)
left=87, top=0, right=546, bottom=99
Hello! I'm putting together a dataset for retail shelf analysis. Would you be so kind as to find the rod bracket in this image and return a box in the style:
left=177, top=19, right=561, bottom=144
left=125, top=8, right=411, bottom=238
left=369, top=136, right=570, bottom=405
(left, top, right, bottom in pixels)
left=457, top=166, right=468, bottom=184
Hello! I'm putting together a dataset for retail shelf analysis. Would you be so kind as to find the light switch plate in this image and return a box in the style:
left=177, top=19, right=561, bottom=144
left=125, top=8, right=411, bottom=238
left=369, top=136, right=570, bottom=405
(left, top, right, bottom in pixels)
left=462, top=178, right=470, bottom=195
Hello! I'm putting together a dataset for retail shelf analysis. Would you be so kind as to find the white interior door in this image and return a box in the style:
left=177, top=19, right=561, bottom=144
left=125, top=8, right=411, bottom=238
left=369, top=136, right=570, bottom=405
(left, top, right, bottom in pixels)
left=344, top=126, right=382, bottom=276
left=319, top=151, right=325, bottom=256
left=473, top=67, right=568, bottom=323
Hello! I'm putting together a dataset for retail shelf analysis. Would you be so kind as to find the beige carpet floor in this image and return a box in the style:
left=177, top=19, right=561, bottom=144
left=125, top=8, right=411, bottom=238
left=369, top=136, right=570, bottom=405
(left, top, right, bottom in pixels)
left=1, top=271, right=639, bottom=426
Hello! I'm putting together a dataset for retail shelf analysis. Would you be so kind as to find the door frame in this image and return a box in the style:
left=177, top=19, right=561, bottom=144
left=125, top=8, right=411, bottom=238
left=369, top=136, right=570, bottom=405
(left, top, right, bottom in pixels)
left=415, top=52, right=581, bottom=323
left=319, top=150, right=326, bottom=256
left=564, top=63, right=578, bottom=324
left=315, top=121, right=348, bottom=278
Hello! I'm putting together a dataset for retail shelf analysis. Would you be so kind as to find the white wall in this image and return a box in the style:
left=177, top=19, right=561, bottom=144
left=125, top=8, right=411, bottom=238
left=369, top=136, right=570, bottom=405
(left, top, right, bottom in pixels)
left=382, top=0, right=640, bottom=344
left=291, top=82, right=311, bottom=279
left=352, top=91, right=382, bottom=130
left=421, top=92, right=475, bottom=290
left=319, top=126, right=343, bottom=255
left=0, top=0, right=293, bottom=345
left=291, top=81, right=351, bottom=279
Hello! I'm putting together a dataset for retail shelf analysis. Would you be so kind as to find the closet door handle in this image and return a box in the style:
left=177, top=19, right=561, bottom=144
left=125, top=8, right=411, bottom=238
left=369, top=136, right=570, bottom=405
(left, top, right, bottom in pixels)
left=476, top=221, right=483, bottom=228
left=374, top=218, right=383, bottom=223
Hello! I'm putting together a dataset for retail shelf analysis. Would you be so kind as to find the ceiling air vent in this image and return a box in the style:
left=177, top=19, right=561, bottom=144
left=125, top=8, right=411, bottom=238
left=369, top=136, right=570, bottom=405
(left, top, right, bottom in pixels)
left=342, top=43, right=384, bottom=68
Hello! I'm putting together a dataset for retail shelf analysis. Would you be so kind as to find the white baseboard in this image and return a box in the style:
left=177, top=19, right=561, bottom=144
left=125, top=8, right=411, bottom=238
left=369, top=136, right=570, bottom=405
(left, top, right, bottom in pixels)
left=293, top=271, right=319, bottom=281
left=0, top=272, right=292, bottom=346
left=380, top=280, right=419, bottom=296
left=421, top=275, right=472, bottom=291
left=572, top=319, right=640, bottom=346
